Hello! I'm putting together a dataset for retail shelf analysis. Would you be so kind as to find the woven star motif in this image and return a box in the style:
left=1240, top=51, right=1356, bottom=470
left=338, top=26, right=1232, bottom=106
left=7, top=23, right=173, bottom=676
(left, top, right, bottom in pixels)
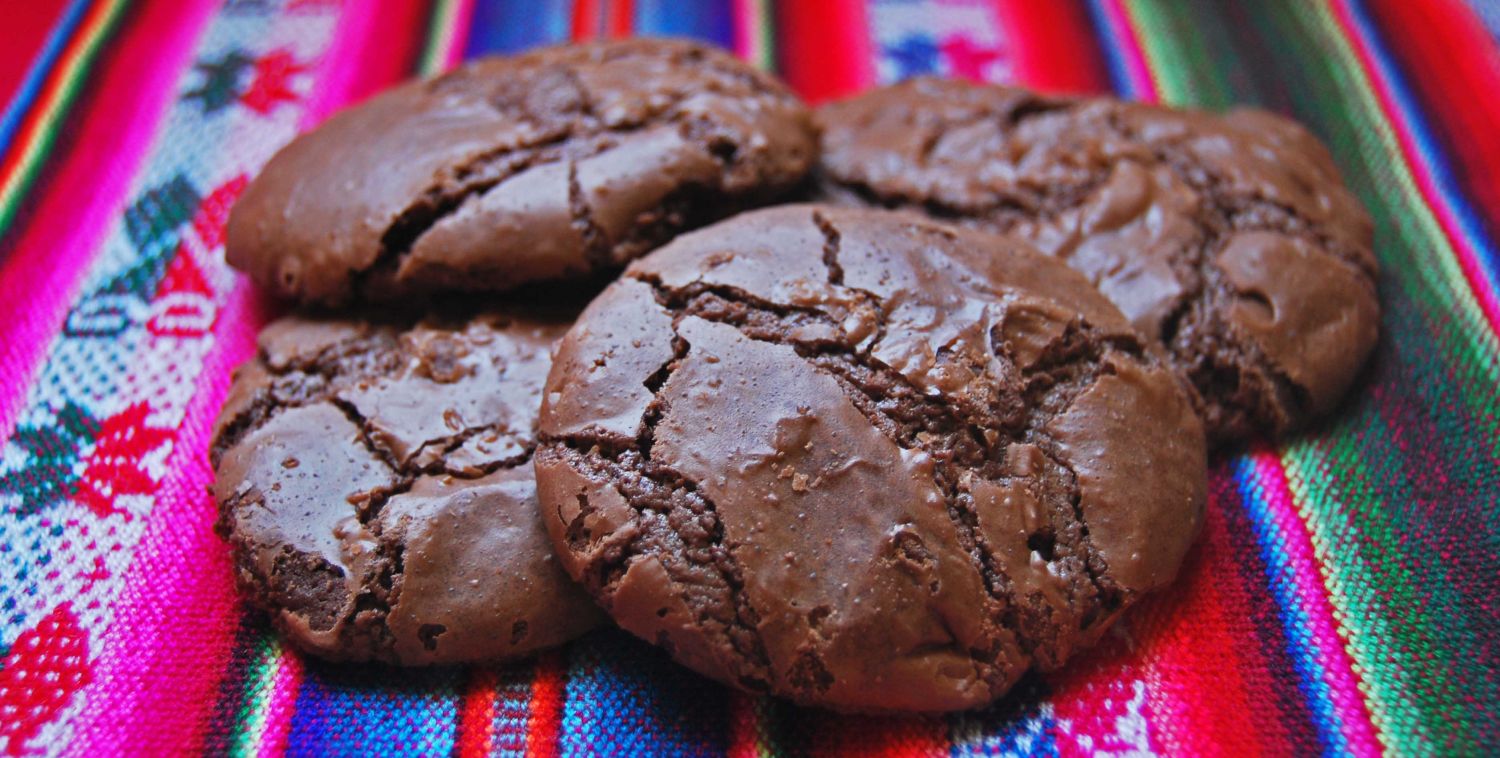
left=182, top=50, right=255, bottom=115
left=939, top=34, right=1003, bottom=81
left=0, top=404, right=99, bottom=517
left=885, top=34, right=943, bottom=79
left=71, top=402, right=170, bottom=518
left=240, top=49, right=311, bottom=115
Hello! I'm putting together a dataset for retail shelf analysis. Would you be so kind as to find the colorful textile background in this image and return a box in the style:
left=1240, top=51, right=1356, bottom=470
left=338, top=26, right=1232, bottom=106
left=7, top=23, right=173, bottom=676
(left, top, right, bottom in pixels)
left=0, top=0, right=1496, bottom=754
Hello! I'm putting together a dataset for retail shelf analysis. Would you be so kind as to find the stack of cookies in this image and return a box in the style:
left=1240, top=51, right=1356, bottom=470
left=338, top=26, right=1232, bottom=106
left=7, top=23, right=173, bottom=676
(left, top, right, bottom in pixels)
left=211, top=39, right=1378, bottom=712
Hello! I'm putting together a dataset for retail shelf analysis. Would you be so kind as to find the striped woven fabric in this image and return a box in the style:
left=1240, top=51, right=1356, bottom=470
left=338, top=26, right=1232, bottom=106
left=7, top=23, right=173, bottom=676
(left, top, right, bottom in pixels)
left=0, top=0, right=1495, bottom=754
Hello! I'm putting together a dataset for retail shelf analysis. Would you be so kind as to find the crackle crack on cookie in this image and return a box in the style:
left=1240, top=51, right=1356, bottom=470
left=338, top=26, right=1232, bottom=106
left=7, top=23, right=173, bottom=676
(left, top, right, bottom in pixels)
left=816, top=79, right=1380, bottom=442
left=543, top=443, right=776, bottom=692
left=211, top=310, right=601, bottom=665
left=634, top=272, right=1134, bottom=663
left=227, top=38, right=817, bottom=306
left=537, top=206, right=1205, bottom=710
left=543, top=316, right=778, bottom=693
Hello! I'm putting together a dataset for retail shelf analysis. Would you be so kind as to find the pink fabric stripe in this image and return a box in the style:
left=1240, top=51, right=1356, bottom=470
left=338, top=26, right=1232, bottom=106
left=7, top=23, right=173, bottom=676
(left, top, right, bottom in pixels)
left=255, top=649, right=306, bottom=758
left=731, top=0, right=760, bottom=63
left=1328, top=0, right=1500, bottom=336
left=446, top=0, right=478, bottom=70
left=1251, top=452, right=1382, bottom=757
left=78, top=0, right=407, bottom=747
left=0, top=0, right=218, bottom=442
left=1094, top=0, right=1158, bottom=102
left=775, top=0, right=874, bottom=103
left=68, top=279, right=270, bottom=752
left=300, top=0, right=381, bottom=128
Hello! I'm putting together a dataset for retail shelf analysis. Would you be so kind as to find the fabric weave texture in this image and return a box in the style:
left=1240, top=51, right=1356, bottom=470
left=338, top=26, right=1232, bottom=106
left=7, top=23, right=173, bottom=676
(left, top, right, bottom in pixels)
left=0, top=0, right=1496, bottom=754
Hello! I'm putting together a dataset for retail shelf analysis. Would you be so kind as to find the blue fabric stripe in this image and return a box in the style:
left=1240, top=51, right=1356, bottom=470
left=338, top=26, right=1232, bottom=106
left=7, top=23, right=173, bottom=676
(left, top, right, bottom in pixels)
left=1232, top=457, right=1344, bottom=756
left=1083, top=0, right=1142, bottom=99
left=560, top=629, right=728, bottom=756
left=284, top=662, right=462, bottom=756
left=633, top=0, right=735, bottom=48
left=464, top=0, right=574, bottom=58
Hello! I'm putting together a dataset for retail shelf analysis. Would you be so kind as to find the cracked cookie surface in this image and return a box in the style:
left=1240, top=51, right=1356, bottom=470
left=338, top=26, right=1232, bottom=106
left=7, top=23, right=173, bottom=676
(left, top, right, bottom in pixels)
left=534, top=205, right=1206, bottom=711
left=211, top=310, right=603, bottom=665
left=227, top=38, right=817, bottom=306
left=815, top=79, right=1380, bottom=442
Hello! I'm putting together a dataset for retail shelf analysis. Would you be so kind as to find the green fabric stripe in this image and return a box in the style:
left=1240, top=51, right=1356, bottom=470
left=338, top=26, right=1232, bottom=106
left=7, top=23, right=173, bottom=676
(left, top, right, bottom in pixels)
left=1241, top=3, right=1500, bottom=430
left=1285, top=435, right=1475, bottom=752
left=1288, top=316, right=1492, bottom=752
left=758, top=0, right=777, bottom=74
left=1134, top=0, right=1500, bottom=437
left=227, top=631, right=281, bottom=757
left=1124, top=0, right=1500, bottom=750
left=1267, top=0, right=1500, bottom=743
left=1236, top=0, right=1500, bottom=571
left=418, top=0, right=452, bottom=77
left=1248, top=0, right=1500, bottom=492
left=1123, top=0, right=1241, bottom=107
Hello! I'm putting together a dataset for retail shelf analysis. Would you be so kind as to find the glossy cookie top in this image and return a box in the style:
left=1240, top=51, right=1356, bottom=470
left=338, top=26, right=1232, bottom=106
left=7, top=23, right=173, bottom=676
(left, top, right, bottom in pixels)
left=211, top=310, right=602, bottom=665
left=817, top=78, right=1379, bottom=441
left=227, top=38, right=817, bottom=305
left=534, top=205, right=1206, bottom=711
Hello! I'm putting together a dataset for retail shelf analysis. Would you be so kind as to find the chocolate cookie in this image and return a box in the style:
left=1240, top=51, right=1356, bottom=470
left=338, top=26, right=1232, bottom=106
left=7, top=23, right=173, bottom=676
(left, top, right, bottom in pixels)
left=227, top=38, right=817, bottom=306
left=815, top=79, right=1380, bottom=441
left=534, top=205, right=1206, bottom=711
left=211, top=311, right=603, bottom=665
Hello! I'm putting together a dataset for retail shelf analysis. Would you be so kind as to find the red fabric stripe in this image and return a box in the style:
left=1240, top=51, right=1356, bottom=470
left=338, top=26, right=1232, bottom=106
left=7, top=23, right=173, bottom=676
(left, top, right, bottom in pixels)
left=1195, top=468, right=1303, bottom=753
left=606, top=0, right=634, bottom=39
left=0, top=0, right=119, bottom=200
left=1128, top=478, right=1270, bottom=755
left=726, top=692, right=760, bottom=758
left=456, top=668, right=498, bottom=758
left=524, top=651, right=566, bottom=756
left=773, top=0, right=874, bottom=104
left=1213, top=463, right=1327, bottom=748
left=1366, top=0, right=1500, bottom=240
left=0, top=0, right=121, bottom=243
left=573, top=0, right=602, bottom=41
left=1045, top=476, right=1299, bottom=754
left=0, top=0, right=72, bottom=120
left=988, top=0, right=1111, bottom=94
